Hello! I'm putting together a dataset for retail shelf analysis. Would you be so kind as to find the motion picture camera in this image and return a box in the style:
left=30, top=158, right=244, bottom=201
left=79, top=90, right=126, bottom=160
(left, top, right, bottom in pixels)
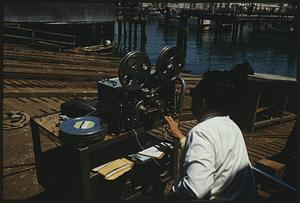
left=97, top=45, right=185, bottom=134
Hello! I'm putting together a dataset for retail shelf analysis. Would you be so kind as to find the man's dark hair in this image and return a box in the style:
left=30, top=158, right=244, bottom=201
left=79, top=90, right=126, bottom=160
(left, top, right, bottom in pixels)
left=191, top=61, right=253, bottom=119
left=191, top=70, right=235, bottom=116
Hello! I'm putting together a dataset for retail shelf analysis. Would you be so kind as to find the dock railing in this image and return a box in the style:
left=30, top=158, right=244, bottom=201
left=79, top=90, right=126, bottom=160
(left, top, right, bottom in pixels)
left=4, top=25, right=76, bottom=49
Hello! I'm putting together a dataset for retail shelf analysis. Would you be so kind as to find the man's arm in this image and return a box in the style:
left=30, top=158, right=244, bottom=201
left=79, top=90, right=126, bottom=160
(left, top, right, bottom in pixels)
left=164, top=115, right=187, bottom=150
left=164, top=116, right=185, bottom=140
left=172, top=130, right=216, bottom=199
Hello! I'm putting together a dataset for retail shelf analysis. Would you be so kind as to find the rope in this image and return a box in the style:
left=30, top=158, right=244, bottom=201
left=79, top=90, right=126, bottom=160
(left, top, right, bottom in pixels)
left=3, top=111, right=30, bottom=130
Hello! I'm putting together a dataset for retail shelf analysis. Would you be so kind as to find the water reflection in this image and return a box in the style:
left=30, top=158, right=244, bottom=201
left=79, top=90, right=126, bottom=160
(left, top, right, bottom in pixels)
left=117, top=19, right=296, bottom=78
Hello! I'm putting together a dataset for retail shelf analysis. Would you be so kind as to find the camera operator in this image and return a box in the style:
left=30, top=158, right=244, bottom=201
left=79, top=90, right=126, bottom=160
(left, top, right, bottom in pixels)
left=164, top=70, right=258, bottom=200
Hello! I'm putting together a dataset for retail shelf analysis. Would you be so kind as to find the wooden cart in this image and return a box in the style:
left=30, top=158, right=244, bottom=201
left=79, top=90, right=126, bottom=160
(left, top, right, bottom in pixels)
left=31, top=112, right=175, bottom=200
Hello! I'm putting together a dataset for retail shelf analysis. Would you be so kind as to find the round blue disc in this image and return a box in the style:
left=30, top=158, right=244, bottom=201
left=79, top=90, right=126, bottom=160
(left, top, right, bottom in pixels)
left=59, top=116, right=107, bottom=137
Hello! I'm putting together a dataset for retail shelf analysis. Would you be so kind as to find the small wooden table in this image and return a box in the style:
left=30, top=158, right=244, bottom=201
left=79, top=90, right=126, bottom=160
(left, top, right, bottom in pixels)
left=242, top=73, right=296, bottom=131
left=31, top=112, right=175, bottom=199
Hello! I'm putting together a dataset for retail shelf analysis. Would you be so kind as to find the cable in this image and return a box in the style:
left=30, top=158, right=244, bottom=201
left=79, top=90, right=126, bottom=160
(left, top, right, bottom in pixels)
left=132, top=129, right=145, bottom=150
left=131, top=129, right=160, bottom=166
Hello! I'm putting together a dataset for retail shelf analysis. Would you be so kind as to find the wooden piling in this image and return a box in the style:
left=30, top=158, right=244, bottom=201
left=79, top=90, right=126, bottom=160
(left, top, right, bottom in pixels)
left=264, top=22, right=268, bottom=31
left=235, top=23, right=239, bottom=40
left=128, top=21, right=132, bottom=50
left=257, top=20, right=261, bottom=31
left=165, top=7, right=170, bottom=28
left=219, top=22, right=222, bottom=40
left=197, top=16, right=201, bottom=40
left=197, top=17, right=201, bottom=32
left=198, top=18, right=203, bottom=41
left=141, top=20, right=147, bottom=42
left=214, top=21, right=218, bottom=41
left=232, top=23, right=236, bottom=41
left=176, top=12, right=188, bottom=67
left=232, top=22, right=239, bottom=41
left=140, top=38, right=146, bottom=51
left=134, top=22, right=137, bottom=49
left=123, top=20, right=127, bottom=38
left=239, top=23, right=244, bottom=41
left=117, top=20, right=122, bottom=43
left=123, top=21, right=127, bottom=50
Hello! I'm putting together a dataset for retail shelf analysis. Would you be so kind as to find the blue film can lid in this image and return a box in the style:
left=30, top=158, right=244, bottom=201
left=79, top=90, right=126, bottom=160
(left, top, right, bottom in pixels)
left=59, top=116, right=107, bottom=137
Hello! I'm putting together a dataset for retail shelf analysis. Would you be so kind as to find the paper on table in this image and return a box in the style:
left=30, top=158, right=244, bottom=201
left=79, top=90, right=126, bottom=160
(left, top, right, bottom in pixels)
left=138, top=142, right=171, bottom=159
left=92, top=158, right=134, bottom=180
left=128, top=153, right=151, bottom=163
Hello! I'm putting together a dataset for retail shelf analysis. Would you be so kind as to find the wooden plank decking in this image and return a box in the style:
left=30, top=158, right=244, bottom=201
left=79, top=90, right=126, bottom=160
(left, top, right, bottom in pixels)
left=2, top=43, right=296, bottom=200
left=4, top=94, right=294, bottom=165
left=3, top=43, right=295, bottom=164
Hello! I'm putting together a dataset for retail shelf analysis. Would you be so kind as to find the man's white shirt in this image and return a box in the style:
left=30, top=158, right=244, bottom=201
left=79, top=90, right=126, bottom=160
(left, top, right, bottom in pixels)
left=172, top=116, right=257, bottom=200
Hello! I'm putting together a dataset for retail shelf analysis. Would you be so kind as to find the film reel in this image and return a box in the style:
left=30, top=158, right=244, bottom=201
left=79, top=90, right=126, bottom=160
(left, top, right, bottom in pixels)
left=156, top=46, right=184, bottom=82
left=119, top=51, right=152, bottom=91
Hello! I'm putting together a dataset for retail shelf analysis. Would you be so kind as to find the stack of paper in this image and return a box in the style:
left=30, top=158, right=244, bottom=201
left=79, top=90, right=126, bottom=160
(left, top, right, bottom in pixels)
left=138, top=142, right=172, bottom=159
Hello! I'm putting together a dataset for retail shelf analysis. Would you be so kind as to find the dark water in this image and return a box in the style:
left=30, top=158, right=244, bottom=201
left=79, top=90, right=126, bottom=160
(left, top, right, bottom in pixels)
left=117, top=19, right=297, bottom=78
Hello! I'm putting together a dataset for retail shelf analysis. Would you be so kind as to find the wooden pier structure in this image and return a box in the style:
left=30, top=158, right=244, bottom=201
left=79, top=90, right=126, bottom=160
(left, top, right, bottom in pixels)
left=162, top=6, right=296, bottom=42
left=191, top=9, right=295, bottom=41
left=2, top=43, right=297, bottom=200
left=115, top=2, right=148, bottom=51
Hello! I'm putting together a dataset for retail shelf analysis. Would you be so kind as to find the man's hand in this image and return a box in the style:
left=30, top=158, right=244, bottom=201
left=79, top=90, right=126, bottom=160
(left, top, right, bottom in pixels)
left=164, top=116, right=185, bottom=140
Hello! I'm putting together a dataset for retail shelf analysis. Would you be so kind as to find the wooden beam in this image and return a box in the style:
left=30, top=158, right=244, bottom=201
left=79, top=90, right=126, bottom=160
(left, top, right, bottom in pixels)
left=4, top=89, right=98, bottom=98
left=254, top=113, right=297, bottom=129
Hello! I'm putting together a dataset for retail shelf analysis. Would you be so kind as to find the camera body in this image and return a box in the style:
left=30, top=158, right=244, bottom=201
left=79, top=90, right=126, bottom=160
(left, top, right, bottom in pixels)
left=97, top=77, right=176, bottom=134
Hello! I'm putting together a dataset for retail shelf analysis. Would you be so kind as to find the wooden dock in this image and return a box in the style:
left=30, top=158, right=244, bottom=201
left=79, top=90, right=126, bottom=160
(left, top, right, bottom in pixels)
left=2, top=43, right=296, bottom=200
left=3, top=43, right=198, bottom=114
